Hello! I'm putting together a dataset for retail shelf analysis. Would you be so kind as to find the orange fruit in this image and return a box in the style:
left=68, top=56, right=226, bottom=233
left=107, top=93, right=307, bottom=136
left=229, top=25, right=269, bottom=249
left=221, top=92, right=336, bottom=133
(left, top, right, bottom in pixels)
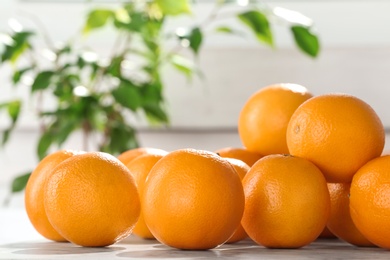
left=327, top=183, right=374, bottom=247
left=224, top=158, right=250, bottom=243
left=215, top=147, right=263, bottom=166
left=44, top=152, right=140, bottom=247
left=142, top=148, right=245, bottom=250
left=25, top=149, right=83, bottom=242
left=242, top=154, right=330, bottom=248
left=287, top=93, right=385, bottom=183
left=238, top=83, right=312, bottom=155
left=117, top=147, right=166, bottom=165
left=125, top=151, right=168, bottom=239
left=350, top=155, right=390, bottom=249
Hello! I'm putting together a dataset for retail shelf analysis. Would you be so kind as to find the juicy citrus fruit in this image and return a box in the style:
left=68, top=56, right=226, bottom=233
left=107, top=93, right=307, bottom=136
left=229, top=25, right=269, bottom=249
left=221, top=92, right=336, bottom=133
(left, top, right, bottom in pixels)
left=44, top=152, right=140, bottom=247
left=238, top=83, right=312, bottom=155
left=142, top=148, right=245, bottom=250
left=287, top=93, right=385, bottom=183
left=242, top=154, right=330, bottom=248
left=215, top=147, right=263, bottom=166
left=25, top=150, right=83, bottom=242
left=125, top=151, right=168, bottom=239
left=224, top=158, right=250, bottom=243
left=327, top=183, right=374, bottom=247
left=350, top=155, right=390, bottom=249
left=117, top=147, right=166, bottom=165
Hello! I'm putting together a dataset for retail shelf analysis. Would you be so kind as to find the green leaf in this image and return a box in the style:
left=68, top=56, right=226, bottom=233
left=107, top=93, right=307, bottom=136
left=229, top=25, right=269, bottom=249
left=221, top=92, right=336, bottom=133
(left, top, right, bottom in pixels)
left=2, top=129, right=11, bottom=145
left=1, top=31, right=34, bottom=63
left=11, top=172, right=31, bottom=193
left=141, top=82, right=163, bottom=105
left=115, top=12, right=145, bottom=32
left=112, top=80, right=142, bottom=111
left=101, top=122, right=138, bottom=155
left=238, top=10, right=273, bottom=46
left=12, top=67, right=31, bottom=84
left=156, top=0, right=191, bottom=16
left=143, top=103, right=169, bottom=124
left=10, top=42, right=29, bottom=63
left=7, top=100, right=21, bottom=123
left=107, top=55, right=123, bottom=77
left=55, top=120, right=77, bottom=146
left=170, top=55, right=195, bottom=79
left=54, top=74, right=79, bottom=100
left=188, top=27, right=202, bottom=54
left=88, top=107, right=106, bottom=131
left=176, top=27, right=203, bottom=55
left=0, top=100, right=21, bottom=145
left=291, top=25, right=320, bottom=58
left=142, top=99, right=169, bottom=124
left=83, top=9, right=114, bottom=34
left=31, top=71, right=55, bottom=92
left=37, top=132, right=53, bottom=160
left=215, top=26, right=245, bottom=36
left=216, top=26, right=234, bottom=33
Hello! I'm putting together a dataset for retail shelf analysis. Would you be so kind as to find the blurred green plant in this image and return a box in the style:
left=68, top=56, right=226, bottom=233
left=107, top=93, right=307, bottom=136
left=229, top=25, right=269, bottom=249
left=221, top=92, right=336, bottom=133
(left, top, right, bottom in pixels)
left=0, top=0, right=320, bottom=196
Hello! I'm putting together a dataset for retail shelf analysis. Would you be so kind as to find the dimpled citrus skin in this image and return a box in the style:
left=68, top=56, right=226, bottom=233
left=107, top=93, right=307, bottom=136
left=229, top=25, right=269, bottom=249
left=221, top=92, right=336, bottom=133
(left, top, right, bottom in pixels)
left=350, top=155, right=390, bottom=249
left=327, top=183, right=374, bottom=247
left=215, top=147, right=263, bottom=166
left=25, top=150, right=83, bottom=242
left=287, top=93, right=385, bottom=183
left=242, top=154, right=330, bottom=248
left=142, top=149, right=245, bottom=250
left=238, top=83, right=313, bottom=155
left=125, top=151, right=168, bottom=239
left=44, top=152, right=140, bottom=247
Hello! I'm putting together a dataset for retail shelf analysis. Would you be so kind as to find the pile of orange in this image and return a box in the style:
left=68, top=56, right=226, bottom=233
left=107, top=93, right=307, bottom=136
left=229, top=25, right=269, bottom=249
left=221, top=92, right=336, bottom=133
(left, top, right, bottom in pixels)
left=24, top=82, right=390, bottom=251
left=237, top=83, right=386, bottom=249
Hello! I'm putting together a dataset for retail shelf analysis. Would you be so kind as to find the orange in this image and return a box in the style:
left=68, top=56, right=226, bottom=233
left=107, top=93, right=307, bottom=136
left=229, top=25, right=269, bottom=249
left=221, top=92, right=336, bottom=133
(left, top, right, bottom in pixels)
left=350, top=155, right=390, bottom=249
left=142, top=148, right=245, bottom=250
left=224, top=158, right=250, bottom=243
left=25, top=149, right=83, bottom=242
left=327, top=183, right=374, bottom=247
left=287, top=93, right=384, bottom=183
left=215, top=147, right=263, bottom=166
left=125, top=151, right=168, bottom=239
left=238, top=83, right=312, bottom=155
left=117, top=147, right=166, bottom=165
left=242, top=154, right=330, bottom=248
left=44, top=152, right=140, bottom=247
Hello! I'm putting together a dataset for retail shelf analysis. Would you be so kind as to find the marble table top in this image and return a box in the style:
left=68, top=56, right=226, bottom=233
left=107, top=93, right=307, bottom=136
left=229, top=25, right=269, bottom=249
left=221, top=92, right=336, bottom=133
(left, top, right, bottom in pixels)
left=1, top=208, right=389, bottom=259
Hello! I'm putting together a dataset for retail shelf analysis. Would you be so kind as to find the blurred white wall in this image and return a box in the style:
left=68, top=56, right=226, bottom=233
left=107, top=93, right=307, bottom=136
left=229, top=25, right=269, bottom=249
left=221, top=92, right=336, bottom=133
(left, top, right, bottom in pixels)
left=1, top=0, right=390, bottom=188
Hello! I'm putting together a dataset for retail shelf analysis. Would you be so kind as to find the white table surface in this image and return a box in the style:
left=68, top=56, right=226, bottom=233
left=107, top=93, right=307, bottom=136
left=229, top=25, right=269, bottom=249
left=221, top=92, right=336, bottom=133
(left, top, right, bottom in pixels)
left=1, top=208, right=390, bottom=259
